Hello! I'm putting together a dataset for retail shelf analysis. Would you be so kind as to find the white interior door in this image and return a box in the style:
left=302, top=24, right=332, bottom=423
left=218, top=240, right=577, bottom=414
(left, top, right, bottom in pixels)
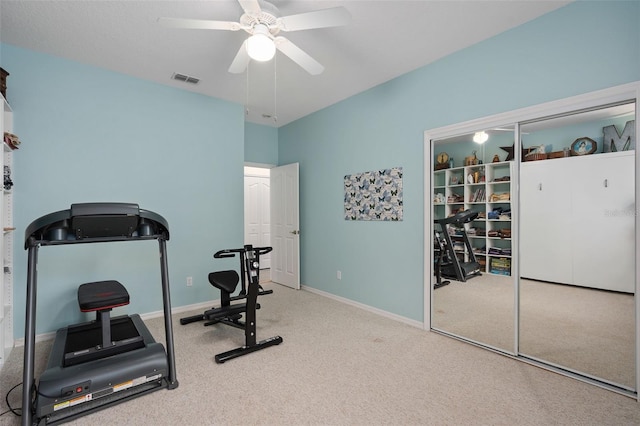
left=244, top=167, right=271, bottom=268
left=270, top=163, right=300, bottom=289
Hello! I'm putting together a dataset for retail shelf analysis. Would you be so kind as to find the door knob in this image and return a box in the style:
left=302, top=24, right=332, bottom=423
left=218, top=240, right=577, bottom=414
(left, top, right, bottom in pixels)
left=290, top=230, right=300, bottom=235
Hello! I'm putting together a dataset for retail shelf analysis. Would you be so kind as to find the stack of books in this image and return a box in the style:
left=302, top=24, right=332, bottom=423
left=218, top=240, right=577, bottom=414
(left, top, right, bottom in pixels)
left=490, top=257, right=511, bottom=275
left=469, top=187, right=485, bottom=202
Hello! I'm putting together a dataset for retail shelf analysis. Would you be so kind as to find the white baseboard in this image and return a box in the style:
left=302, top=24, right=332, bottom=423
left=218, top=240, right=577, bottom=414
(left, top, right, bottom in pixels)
left=301, top=285, right=424, bottom=329
left=13, top=299, right=221, bottom=348
left=138, top=299, right=220, bottom=322
left=13, top=288, right=422, bottom=347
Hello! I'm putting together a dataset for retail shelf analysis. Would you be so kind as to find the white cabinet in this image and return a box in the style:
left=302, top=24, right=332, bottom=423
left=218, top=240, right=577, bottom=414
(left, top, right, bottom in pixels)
left=520, top=151, right=635, bottom=292
left=0, top=95, right=13, bottom=369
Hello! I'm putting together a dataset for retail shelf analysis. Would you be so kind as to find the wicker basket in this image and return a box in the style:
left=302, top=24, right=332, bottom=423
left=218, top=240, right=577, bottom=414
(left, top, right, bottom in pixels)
left=547, top=151, right=565, bottom=159
left=525, top=153, right=547, bottom=161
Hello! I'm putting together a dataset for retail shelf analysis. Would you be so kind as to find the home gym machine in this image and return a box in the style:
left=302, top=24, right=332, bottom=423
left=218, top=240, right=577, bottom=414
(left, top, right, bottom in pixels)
left=22, top=203, right=179, bottom=425
left=433, top=209, right=482, bottom=283
left=180, top=244, right=282, bottom=363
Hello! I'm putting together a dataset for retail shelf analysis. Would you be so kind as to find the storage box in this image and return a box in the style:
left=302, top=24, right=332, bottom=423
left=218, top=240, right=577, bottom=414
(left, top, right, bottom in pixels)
left=0, top=67, right=8, bottom=99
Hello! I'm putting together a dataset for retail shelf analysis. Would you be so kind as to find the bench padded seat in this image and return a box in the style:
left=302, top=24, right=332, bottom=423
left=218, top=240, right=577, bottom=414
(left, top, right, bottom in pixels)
left=208, top=270, right=239, bottom=294
left=78, top=280, right=130, bottom=312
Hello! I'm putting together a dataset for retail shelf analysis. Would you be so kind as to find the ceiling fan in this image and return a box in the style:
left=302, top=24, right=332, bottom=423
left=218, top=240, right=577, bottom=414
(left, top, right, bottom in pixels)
left=158, top=0, right=351, bottom=75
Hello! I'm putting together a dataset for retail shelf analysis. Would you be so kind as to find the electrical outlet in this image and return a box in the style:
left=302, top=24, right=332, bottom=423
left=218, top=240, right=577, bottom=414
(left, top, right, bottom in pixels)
left=337, top=271, right=342, bottom=280
left=186, top=276, right=193, bottom=287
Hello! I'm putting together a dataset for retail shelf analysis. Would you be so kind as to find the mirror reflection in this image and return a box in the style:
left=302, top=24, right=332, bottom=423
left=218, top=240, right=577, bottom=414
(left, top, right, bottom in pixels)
left=432, top=127, right=516, bottom=352
left=519, top=102, right=636, bottom=390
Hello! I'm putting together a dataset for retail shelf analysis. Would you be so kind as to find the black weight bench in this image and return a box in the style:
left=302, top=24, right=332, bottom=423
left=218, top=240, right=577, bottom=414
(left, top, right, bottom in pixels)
left=202, top=270, right=257, bottom=328
left=63, top=280, right=144, bottom=367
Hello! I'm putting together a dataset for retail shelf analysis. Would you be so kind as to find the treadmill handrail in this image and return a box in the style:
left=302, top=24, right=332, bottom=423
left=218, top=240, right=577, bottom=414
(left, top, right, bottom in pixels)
left=434, top=209, right=479, bottom=226
left=24, top=202, right=170, bottom=249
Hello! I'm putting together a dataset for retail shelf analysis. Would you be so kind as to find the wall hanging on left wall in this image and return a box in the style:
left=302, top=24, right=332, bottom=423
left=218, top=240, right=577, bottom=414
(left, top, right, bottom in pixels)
left=344, top=167, right=403, bottom=221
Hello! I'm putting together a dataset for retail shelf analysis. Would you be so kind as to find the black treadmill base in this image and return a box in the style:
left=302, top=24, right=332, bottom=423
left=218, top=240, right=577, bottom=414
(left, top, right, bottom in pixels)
left=38, top=378, right=166, bottom=425
left=35, top=315, right=169, bottom=422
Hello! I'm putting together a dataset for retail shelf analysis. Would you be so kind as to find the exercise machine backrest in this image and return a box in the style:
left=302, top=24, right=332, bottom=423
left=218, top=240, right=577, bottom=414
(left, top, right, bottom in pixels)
left=22, top=202, right=178, bottom=426
left=213, top=245, right=273, bottom=296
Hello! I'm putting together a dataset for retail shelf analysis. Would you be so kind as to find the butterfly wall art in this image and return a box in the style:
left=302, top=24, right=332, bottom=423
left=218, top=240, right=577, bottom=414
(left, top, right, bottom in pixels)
left=344, top=167, right=403, bottom=221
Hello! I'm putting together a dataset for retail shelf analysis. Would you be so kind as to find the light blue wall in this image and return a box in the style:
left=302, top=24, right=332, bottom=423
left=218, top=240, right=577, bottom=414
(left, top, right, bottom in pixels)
left=245, top=122, right=278, bottom=165
left=1, top=44, right=246, bottom=338
left=3, top=1, right=639, bottom=338
left=278, top=1, right=640, bottom=322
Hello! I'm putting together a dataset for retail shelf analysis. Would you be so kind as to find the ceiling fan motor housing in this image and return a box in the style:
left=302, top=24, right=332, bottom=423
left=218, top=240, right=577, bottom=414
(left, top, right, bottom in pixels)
left=240, top=0, right=281, bottom=36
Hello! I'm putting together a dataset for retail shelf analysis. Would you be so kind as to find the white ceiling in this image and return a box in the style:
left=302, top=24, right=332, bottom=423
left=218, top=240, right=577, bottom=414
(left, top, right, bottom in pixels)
left=0, top=0, right=571, bottom=127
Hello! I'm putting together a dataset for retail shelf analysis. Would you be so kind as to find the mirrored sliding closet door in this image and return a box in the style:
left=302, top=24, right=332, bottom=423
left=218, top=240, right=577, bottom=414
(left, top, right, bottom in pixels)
left=518, top=101, right=637, bottom=391
left=431, top=127, right=516, bottom=353
left=428, top=86, right=638, bottom=396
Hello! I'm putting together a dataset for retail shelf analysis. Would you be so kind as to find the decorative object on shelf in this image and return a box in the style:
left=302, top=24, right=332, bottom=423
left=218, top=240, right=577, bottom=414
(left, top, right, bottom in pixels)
left=4, top=165, right=13, bottom=190
left=0, top=67, right=8, bottom=99
left=344, top=167, right=403, bottom=221
left=3, top=132, right=20, bottom=150
left=492, top=154, right=500, bottom=163
left=435, top=152, right=450, bottom=170
left=570, top=137, right=597, bottom=156
left=602, top=120, right=635, bottom=152
left=500, top=143, right=534, bottom=161
left=464, top=150, right=479, bottom=166
left=524, top=144, right=547, bottom=161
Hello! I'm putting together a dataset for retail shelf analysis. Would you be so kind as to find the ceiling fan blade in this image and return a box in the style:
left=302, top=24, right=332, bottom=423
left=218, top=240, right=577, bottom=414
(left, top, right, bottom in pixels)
left=279, top=6, right=351, bottom=32
left=228, top=41, right=250, bottom=74
left=238, top=0, right=262, bottom=17
left=158, top=17, right=241, bottom=31
left=274, top=37, right=324, bottom=75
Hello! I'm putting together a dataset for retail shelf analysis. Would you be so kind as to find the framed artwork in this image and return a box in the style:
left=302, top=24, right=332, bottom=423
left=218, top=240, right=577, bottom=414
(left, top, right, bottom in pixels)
left=344, top=167, right=403, bottom=221
left=570, top=137, right=597, bottom=156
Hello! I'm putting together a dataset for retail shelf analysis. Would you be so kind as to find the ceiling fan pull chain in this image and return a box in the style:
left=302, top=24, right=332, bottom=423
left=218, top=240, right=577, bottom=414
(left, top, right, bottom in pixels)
left=273, top=54, right=278, bottom=123
left=245, top=61, right=250, bottom=116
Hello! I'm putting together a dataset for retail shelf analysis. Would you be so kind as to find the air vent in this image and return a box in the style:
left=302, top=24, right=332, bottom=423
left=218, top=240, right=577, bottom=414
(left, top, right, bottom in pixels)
left=172, top=73, right=200, bottom=84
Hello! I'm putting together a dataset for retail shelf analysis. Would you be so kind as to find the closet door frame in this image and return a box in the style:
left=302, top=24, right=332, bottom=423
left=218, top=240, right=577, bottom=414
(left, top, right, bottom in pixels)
left=424, top=80, right=640, bottom=399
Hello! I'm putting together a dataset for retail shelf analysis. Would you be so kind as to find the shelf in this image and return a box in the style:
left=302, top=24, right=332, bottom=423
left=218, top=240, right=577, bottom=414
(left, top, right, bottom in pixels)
left=433, top=160, right=513, bottom=276
left=1, top=94, right=14, bottom=364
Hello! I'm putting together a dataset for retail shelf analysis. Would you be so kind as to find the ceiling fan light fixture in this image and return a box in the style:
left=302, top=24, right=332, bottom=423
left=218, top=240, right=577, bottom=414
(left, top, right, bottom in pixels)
left=247, top=24, right=276, bottom=61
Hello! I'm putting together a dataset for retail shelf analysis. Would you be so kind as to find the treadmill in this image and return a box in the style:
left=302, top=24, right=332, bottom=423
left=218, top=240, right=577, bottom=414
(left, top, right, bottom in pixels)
left=21, top=203, right=179, bottom=425
left=434, top=209, right=482, bottom=282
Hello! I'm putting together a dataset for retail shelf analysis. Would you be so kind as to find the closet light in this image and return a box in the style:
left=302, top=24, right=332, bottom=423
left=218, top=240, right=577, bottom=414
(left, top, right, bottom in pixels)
left=247, top=24, right=276, bottom=62
left=473, top=131, right=489, bottom=144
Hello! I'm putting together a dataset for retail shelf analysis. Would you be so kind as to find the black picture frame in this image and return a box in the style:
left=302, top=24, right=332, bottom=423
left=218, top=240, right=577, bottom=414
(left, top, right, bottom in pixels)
left=570, top=137, right=597, bottom=156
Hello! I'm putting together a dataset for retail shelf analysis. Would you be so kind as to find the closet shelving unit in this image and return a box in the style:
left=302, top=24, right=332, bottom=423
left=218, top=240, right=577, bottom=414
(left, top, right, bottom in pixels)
left=434, top=161, right=513, bottom=276
left=0, top=94, right=14, bottom=369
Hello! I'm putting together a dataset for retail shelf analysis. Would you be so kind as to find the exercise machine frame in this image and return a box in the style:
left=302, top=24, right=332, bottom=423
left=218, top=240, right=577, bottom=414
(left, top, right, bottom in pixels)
left=181, top=244, right=282, bottom=363
left=434, top=209, right=482, bottom=283
left=21, top=203, right=179, bottom=425
left=180, top=246, right=273, bottom=328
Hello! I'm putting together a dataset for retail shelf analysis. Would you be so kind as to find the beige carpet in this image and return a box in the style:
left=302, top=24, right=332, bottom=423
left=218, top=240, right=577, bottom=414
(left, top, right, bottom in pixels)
left=2, top=283, right=640, bottom=425
left=433, top=275, right=635, bottom=389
